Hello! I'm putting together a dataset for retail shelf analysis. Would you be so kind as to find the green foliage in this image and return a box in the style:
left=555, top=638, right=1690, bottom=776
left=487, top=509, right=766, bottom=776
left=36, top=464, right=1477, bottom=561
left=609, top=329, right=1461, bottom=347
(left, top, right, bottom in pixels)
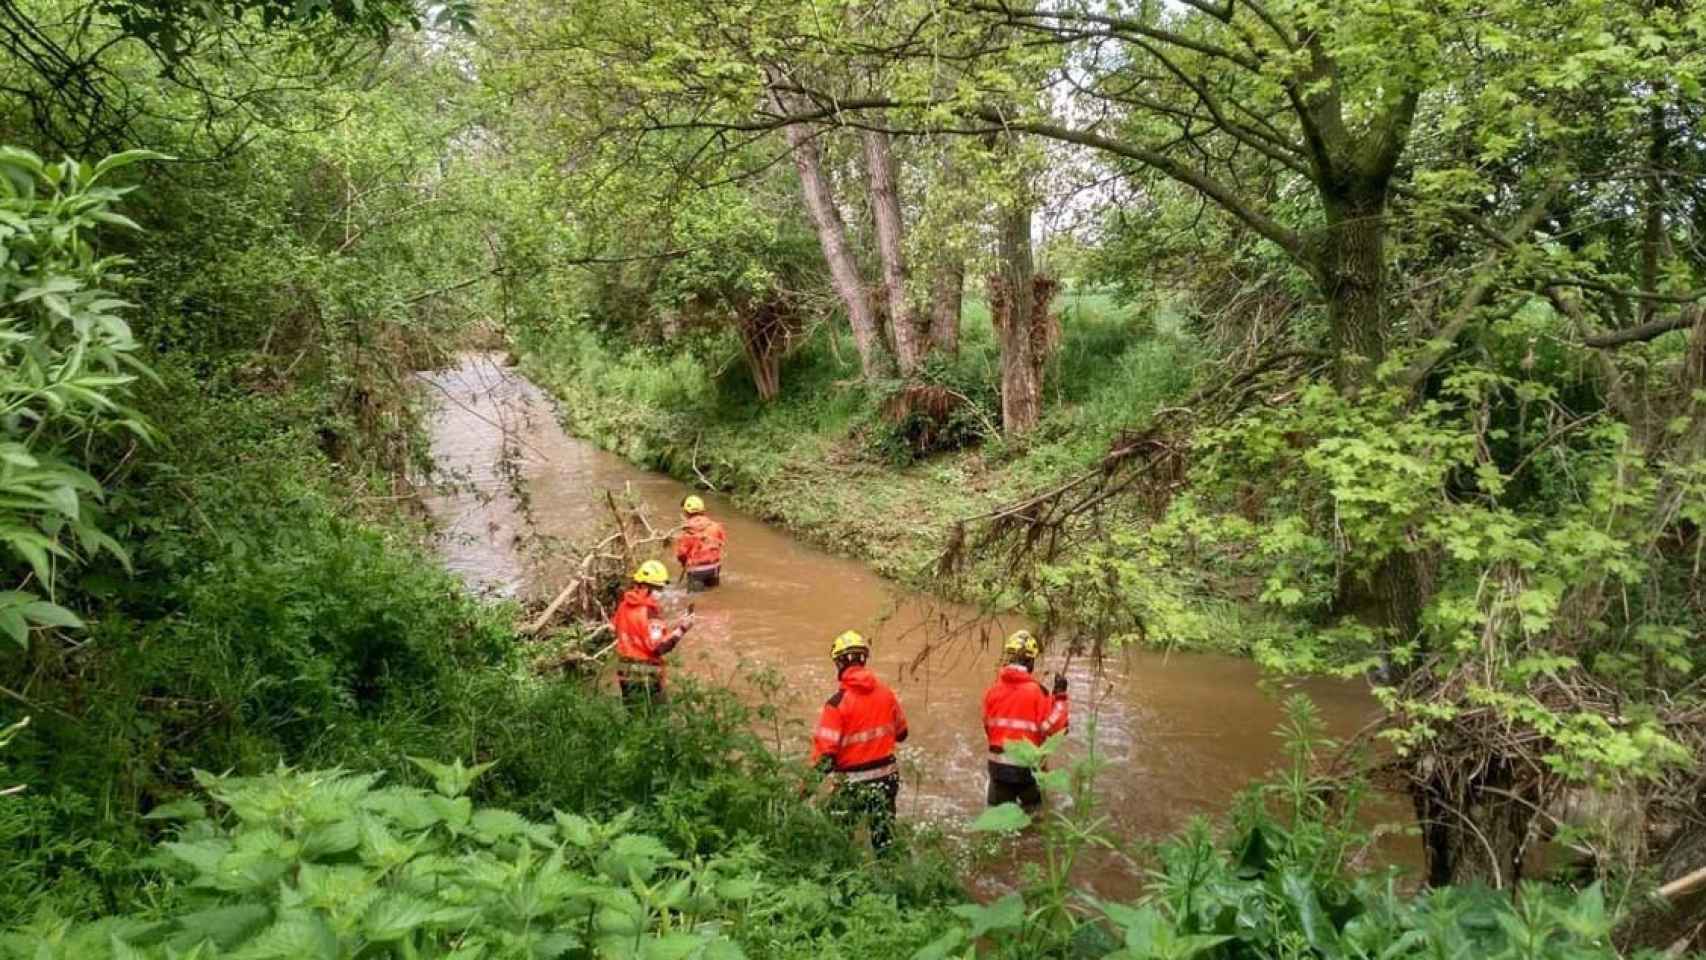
left=0, top=147, right=163, bottom=646
left=0, top=313, right=517, bottom=923
left=923, top=699, right=1654, bottom=960
left=94, top=0, right=473, bottom=63
left=2, top=765, right=758, bottom=959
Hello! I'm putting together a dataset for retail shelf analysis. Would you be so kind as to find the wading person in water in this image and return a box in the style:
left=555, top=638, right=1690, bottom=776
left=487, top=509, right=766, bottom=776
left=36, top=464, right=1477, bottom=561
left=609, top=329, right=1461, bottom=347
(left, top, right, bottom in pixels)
left=674, top=495, right=727, bottom=591
left=982, top=630, right=1069, bottom=813
left=612, top=561, right=693, bottom=706
left=809, top=630, right=909, bottom=852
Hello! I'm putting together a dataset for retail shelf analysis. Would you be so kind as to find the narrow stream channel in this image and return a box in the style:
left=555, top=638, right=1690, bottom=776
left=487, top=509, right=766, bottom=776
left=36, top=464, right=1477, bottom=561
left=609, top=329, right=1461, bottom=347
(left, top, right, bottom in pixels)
left=422, top=353, right=1390, bottom=893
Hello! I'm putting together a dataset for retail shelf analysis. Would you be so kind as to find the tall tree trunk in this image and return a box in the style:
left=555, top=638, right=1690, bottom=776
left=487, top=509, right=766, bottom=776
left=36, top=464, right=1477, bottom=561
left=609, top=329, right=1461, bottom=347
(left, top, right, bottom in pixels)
left=994, top=200, right=1040, bottom=435
left=861, top=129, right=926, bottom=376
left=927, top=255, right=963, bottom=355
left=780, top=119, right=891, bottom=380
left=1317, top=183, right=1390, bottom=391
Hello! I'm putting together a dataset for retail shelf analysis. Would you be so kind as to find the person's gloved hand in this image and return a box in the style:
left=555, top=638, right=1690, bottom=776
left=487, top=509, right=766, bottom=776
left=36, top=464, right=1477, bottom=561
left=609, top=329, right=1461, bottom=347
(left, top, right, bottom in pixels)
left=1052, top=672, right=1068, bottom=696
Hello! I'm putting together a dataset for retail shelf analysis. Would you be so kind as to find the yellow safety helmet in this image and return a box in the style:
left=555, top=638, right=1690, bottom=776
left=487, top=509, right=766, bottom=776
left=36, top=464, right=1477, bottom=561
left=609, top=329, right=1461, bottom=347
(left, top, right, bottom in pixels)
left=830, top=630, right=870, bottom=659
left=681, top=495, right=706, bottom=515
left=632, top=560, right=670, bottom=586
left=1003, top=630, right=1040, bottom=660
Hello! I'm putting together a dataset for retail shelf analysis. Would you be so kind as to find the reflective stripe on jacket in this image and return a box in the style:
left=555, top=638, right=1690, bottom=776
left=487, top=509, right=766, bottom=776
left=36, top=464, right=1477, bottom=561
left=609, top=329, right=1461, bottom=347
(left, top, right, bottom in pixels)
left=612, top=588, right=667, bottom=666
left=810, top=665, right=908, bottom=776
left=982, top=665, right=1068, bottom=756
left=675, top=516, right=726, bottom=571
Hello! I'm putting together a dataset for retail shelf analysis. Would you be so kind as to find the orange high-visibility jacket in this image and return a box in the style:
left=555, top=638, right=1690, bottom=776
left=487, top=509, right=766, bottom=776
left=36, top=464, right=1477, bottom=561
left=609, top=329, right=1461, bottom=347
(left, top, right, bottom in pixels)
left=612, top=588, right=670, bottom=666
left=675, top=515, right=727, bottom=571
left=810, top=666, right=909, bottom=780
left=982, top=665, right=1069, bottom=756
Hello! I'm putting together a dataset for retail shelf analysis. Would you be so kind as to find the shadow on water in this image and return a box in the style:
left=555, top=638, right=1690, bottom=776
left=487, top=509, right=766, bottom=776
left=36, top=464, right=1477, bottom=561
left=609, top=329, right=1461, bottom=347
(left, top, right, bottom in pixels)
left=420, top=352, right=1412, bottom=898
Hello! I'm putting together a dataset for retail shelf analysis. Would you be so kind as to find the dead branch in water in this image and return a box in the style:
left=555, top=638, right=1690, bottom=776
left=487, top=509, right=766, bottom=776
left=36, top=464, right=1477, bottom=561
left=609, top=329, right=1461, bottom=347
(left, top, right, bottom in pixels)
left=523, top=490, right=671, bottom=640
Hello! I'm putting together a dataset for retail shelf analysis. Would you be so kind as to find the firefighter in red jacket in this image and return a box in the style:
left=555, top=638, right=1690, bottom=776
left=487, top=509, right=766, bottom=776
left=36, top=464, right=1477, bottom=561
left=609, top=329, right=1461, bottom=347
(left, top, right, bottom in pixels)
left=982, top=630, right=1068, bottom=812
left=810, top=630, right=909, bottom=851
left=674, top=495, right=727, bottom=591
left=612, top=560, right=693, bottom=706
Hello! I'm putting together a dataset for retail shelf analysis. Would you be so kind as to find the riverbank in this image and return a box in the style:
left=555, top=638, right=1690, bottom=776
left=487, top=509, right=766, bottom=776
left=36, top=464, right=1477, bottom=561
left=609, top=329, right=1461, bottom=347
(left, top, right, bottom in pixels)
left=515, top=296, right=1279, bottom=653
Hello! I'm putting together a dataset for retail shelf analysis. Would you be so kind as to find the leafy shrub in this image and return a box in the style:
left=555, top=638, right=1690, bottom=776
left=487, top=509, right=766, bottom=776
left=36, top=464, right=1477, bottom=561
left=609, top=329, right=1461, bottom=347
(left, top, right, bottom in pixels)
left=0, top=147, right=162, bottom=644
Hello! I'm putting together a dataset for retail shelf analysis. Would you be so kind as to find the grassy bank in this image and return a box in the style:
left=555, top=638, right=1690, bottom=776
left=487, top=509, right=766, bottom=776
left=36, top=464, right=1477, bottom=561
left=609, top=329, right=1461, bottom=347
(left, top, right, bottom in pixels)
left=518, top=293, right=1196, bottom=593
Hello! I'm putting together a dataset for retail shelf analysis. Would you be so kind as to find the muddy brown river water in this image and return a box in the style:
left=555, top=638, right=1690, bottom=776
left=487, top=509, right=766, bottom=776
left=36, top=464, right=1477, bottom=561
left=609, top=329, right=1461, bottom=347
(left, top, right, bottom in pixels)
left=422, top=353, right=1398, bottom=894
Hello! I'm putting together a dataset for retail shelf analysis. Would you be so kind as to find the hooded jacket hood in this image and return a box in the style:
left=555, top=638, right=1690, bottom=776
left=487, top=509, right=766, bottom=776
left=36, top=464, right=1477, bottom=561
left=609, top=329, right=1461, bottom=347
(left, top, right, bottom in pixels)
left=839, top=664, right=878, bottom=693
left=619, top=587, right=660, bottom=614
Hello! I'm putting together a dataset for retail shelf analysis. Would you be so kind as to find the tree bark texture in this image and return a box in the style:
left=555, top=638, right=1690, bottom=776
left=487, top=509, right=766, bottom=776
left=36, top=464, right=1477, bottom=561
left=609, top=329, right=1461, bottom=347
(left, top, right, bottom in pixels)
left=860, top=128, right=926, bottom=376
left=1316, top=184, right=1390, bottom=391
left=993, top=201, right=1040, bottom=435
left=927, top=254, right=964, bottom=356
left=781, top=120, right=892, bottom=380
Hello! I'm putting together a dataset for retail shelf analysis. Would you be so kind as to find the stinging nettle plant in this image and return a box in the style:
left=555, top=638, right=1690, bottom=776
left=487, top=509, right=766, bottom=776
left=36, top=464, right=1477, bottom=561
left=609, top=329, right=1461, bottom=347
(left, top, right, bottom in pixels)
left=4, top=760, right=762, bottom=959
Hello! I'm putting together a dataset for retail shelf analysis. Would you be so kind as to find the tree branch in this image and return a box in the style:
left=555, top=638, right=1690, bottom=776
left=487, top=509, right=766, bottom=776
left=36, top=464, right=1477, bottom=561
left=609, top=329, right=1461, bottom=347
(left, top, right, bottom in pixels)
left=1581, top=309, right=1700, bottom=349
left=969, top=108, right=1306, bottom=261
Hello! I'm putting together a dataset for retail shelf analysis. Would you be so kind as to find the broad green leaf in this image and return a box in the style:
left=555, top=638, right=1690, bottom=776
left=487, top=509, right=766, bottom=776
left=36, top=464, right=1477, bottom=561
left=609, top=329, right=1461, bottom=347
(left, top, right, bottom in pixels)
left=363, top=893, right=437, bottom=941
left=554, top=809, right=597, bottom=847
left=143, top=798, right=207, bottom=822
left=470, top=807, right=534, bottom=843
left=968, top=802, right=1030, bottom=834
left=0, top=607, right=26, bottom=647
left=166, top=904, right=270, bottom=951
left=1279, top=869, right=1343, bottom=956
left=642, top=932, right=709, bottom=960
left=90, top=150, right=171, bottom=182
left=299, top=819, right=361, bottom=859
left=20, top=600, right=81, bottom=630
left=949, top=892, right=1024, bottom=938
left=597, top=833, right=673, bottom=884
left=162, top=838, right=231, bottom=876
